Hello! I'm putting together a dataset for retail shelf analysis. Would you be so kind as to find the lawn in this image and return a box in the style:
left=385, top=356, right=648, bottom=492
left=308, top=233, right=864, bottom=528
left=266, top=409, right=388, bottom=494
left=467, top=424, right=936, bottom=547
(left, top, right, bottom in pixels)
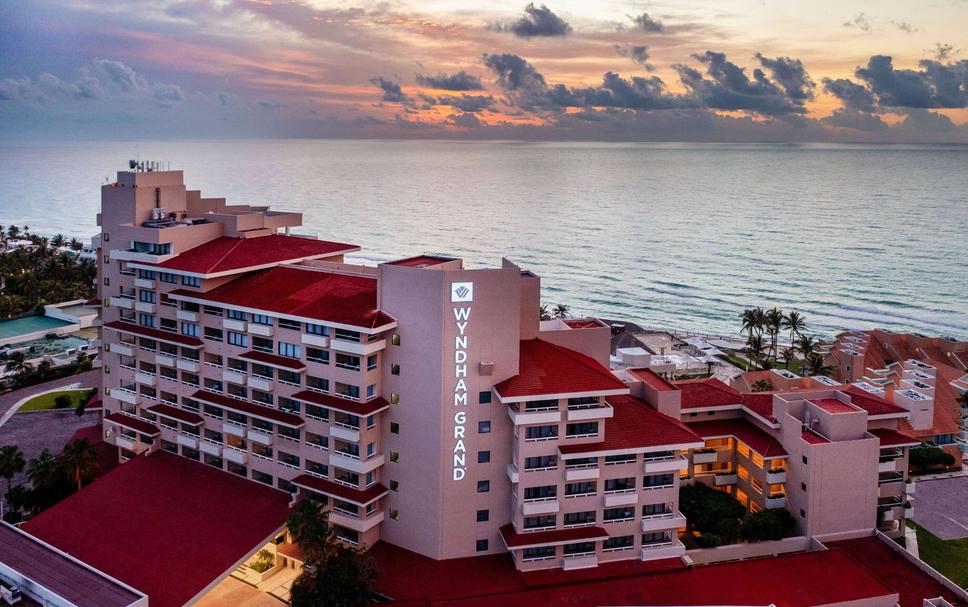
left=17, top=388, right=95, bottom=412
left=909, top=521, right=968, bottom=588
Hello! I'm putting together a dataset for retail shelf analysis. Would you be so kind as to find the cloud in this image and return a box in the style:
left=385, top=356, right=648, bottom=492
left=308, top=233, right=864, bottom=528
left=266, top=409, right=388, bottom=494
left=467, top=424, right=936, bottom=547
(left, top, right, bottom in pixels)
left=614, top=45, right=653, bottom=70
left=257, top=100, right=287, bottom=108
left=890, top=21, right=916, bottom=34
left=933, top=43, right=959, bottom=62
left=86, top=59, right=144, bottom=92
left=577, top=73, right=685, bottom=110
left=823, top=108, right=888, bottom=132
left=415, top=71, right=483, bottom=91
left=822, top=77, right=877, bottom=112
left=369, top=76, right=411, bottom=104
left=755, top=53, right=815, bottom=101
left=434, top=94, right=495, bottom=113
left=674, top=51, right=808, bottom=115
left=448, top=113, right=482, bottom=128
left=843, top=13, right=872, bottom=31
left=630, top=12, right=664, bottom=33
left=492, top=3, right=571, bottom=38
left=855, top=55, right=968, bottom=108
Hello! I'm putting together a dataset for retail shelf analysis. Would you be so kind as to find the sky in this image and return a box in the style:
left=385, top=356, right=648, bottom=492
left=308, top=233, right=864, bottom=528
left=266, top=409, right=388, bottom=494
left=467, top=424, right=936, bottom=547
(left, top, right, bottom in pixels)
left=1, top=0, right=967, bottom=142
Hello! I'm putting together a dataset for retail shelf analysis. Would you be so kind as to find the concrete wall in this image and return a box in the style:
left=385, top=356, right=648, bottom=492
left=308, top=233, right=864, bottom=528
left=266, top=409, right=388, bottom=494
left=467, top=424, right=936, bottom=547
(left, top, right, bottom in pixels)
left=685, top=535, right=810, bottom=565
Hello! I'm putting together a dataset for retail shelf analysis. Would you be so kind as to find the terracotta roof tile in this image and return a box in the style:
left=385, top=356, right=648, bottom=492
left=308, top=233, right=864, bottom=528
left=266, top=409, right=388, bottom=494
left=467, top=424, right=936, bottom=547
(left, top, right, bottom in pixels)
left=495, top=339, right=628, bottom=400
left=499, top=524, right=608, bottom=549
left=103, top=412, right=160, bottom=436
left=687, top=418, right=787, bottom=457
left=674, top=377, right=742, bottom=409
left=291, top=474, right=387, bottom=506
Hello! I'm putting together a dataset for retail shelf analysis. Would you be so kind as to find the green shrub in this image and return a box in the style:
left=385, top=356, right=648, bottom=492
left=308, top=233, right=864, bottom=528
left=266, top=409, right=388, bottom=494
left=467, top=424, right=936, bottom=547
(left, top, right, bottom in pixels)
left=53, top=394, right=73, bottom=409
left=741, top=508, right=796, bottom=542
left=249, top=549, right=275, bottom=573
left=910, top=447, right=955, bottom=469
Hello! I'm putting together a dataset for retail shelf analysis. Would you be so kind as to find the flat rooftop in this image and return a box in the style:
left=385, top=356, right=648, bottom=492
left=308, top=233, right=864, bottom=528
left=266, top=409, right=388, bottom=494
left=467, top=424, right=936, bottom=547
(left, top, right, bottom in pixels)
left=22, top=451, right=292, bottom=607
left=0, top=523, right=144, bottom=607
left=0, top=315, right=74, bottom=341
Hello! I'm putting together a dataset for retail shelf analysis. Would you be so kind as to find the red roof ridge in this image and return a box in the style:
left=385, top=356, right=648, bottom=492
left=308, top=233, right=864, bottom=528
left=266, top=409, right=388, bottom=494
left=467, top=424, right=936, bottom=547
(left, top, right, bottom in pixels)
left=540, top=339, right=625, bottom=385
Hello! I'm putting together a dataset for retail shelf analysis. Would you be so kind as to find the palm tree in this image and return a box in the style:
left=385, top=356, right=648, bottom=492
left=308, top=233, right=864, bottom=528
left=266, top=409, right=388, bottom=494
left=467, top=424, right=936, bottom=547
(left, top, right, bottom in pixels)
left=539, top=304, right=551, bottom=321
left=552, top=303, right=570, bottom=319
left=746, top=333, right=765, bottom=370
left=27, top=450, right=60, bottom=490
left=6, top=225, right=19, bottom=239
left=740, top=307, right=766, bottom=338
left=782, top=311, right=806, bottom=347
left=780, top=347, right=795, bottom=370
left=4, top=350, right=31, bottom=376
left=50, top=234, right=65, bottom=248
left=806, top=352, right=833, bottom=377
left=69, top=237, right=83, bottom=252
left=60, top=439, right=98, bottom=491
left=0, top=445, right=26, bottom=498
left=287, top=498, right=337, bottom=565
left=797, top=335, right=817, bottom=375
left=765, top=307, right=784, bottom=363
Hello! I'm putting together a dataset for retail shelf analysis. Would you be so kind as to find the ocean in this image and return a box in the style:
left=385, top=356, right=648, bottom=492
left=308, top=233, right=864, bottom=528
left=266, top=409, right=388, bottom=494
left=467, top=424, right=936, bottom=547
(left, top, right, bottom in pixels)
left=0, top=140, right=965, bottom=340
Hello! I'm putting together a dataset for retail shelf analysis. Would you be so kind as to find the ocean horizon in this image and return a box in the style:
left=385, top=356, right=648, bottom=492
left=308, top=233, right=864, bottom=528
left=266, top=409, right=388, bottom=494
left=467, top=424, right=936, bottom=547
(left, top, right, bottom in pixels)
left=1, top=139, right=965, bottom=340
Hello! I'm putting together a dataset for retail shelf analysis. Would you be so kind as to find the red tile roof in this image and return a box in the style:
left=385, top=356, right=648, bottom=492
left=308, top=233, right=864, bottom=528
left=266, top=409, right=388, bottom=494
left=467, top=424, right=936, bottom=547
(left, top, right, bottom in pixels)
left=810, top=398, right=857, bottom=414
left=172, top=266, right=395, bottom=330
left=145, top=403, right=204, bottom=426
left=869, top=428, right=921, bottom=448
left=687, top=418, right=787, bottom=457
left=192, top=389, right=304, bottom=428
left=291, top=474, right=387, bottom=506
left=146, top=234, right=357, bottom=276
left=104, top=320, right=203, bottom=348
left=674, top=377, right=742, bottom=409
left=494, top=339, right=628, bottom=400
left=23, top=451, right=292, bottom=607
left=238, top=350, right=306, bottom=371
left=802, top=430, right=830, bottom=444
left=558, top=395, right=703, bottom=456
left=563, top=318, right=606, bottom=329
left=828, top=536, right=968, bottom=607
left=843, top=385, right=909, bottom=417
left=739, top=392, right=776, bottom=422
left=376, top=546, right=898, bottom=607
left=103, top=412, right=160, bottom=436
left=291, top=390, right=390, bottom=417
left=386, top=255, right=455, bottom=268
left=630, top=368, right=678, bottom=391
left=499, top=524, right=608, bottom=549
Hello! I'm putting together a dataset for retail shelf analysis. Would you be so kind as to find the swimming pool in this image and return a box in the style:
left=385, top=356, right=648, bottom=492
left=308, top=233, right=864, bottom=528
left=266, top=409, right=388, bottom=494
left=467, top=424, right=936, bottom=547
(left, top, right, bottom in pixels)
left=0, top=316, right=76, bottom=344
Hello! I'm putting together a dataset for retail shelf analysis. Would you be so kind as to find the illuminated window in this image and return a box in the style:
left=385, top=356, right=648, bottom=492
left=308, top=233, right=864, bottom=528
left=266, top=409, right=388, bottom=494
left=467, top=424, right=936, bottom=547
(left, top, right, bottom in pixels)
left=391, top=333, right=401, bottom=346
left=737, top=465, right=749, bottom=481
left=751, top=452, right=765, bottom=468
left=769, top=483, right=784, bottom=494
left=736, top=489, right=748, bottom=506
left=750, top=501, right=764, bottom=513
left=737, top=442, right=750, bottom=458
left=751, top=477, right=763, bottom=494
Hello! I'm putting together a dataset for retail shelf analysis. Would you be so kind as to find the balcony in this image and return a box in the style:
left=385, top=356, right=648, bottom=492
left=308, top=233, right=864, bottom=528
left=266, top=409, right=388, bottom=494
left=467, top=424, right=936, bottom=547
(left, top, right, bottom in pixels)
left=643, top=455, right=687, bottom=474
left=330, top=423, right=361, bottom=443
left=641, top=511, right=687, bottom=533
left=223, top=370, right=247, bottom=385
left=223, top=447, right=247, bottom=464
left=878, top=458, right=901, bottom=473
left=134, top=277, right=154, bottom=289
left=301, top=333, right=329, bottom=348
left=714, top=473, right=738, bottom=486
left=248, top=323, right=273, bottom=337
left=330, top=338, right=385, bottom=356
left=112, top=388, right=139, bottom=405
left=176, top=434, right=199, bottom=449
left=223, top=318, right=246, bottom=332
left=109, top=296, right=134, bottom=310
left=766, top=494, right=786, bottom=509
left=248, top=376, right=272, bottom=392
left=176, top=359, right=200, bottom=373
left=561, top=554, right=598, bottom=570
left=693, top=449, right=719, bottom=464
left=566, top=404, right=613, bottom=422
left=176, top=310, right=198, bottom=322
left=640, top=538, right=686, bottom=561
left=565, top=467, right=600, bottom=481
left=248, top=429, right=273, bottom=445
left=155, top=353, right=175, bottom=367
left=328, top=510, right=385, bottom=533
left=330, top=452, right=385, bottom=475
left=507, top=464, right=519, bottom=484
left=199, top=440, right=222, bottom=456
left=115, top=435, right=142, bottom=452
left=603, top=490, right=638, bottom=507
left=222, top=423, right=246, bottom=438
left=134, top=301, right=155, bottom=314
left=507, top=406, right=561, bottom=426
left=108, top=342, right=134, bottom=357
left=135, top=372, right=156, bottom=387
left=521, top=498, right=559, bottom=516
left=766, top=469, right=787, bottom=484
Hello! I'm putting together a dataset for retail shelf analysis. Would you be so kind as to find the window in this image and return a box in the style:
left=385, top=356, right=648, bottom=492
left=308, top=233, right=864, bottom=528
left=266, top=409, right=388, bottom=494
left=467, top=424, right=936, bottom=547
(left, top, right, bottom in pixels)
left=181, top=322, right=199, bottom=337
left=137, top=269, right=156, bottom=280
left=252, top=314, right=273, bottom=326
left=306, top=376, right=329, bottom=393
left=737, top=442, right=751, bottom=458
left=604, top=478, right=635, bottom=492
left=160, top=318, right=177, bottom=332
left=525, top=425, right=558, bottom=440
left=278, top=370, right=300, bottom=385
left=478, top=420, right=491, bottom=434
left=523, top=485, right=556, bottom=500
left=801, top=482, right=807, bottom=492
left=643, top=473, right=674, bottom=488
left=476, top=509, right=489, bottom=522
left=204, top=327, right=223, bottom=342
left=334, top=329, right=361, bottom=342
left=278, top=342, right=301, bottom=359
left=307, top=348, right=329, bottom=364
left=367, top=355, right=378, bottom=371
left=253, top=337, right=273, bottom=353
left=138, top=290, right=156, bottom=303
left=563, top=542, right=595, bottom=556
left=603, top=535, right=634, bottom=551
left=605, top=454, right=637, bottom=465
left=525, top=455, right=557, bottom=470
left=227, top=332, right=248, bottom=347
left=181, top=275, right=201, bottom=287
left=390, top=422, right=399, bottom=434
left=642, top=503, right=670, bottom=516
left=391, top=333, right=400, bottom=346
left=159, top=272, right=177, bottom=284
left=138, top=313, right=155, bottom=328
left=477, top=480, right=490, bottom=493
left=227, top=309, right=246, bottom=320
left=523, top=546, right=555, bottom=561
left=802, top=456, right=808, bottom=465
left=479, top=391, right=492, bottom=404
left=336, top=353, right=361, bottom=370
left=475, top=539, right=488, bottom=552
left=641, top=532, right=670, bottom=546
left=524, top=515, right=556, bottom=529
left=279, top=318, right=301, bottom=330
left=366, top=385, right=376, bottom=399
left=478, top=451, right=490, bottom=463
left=566, top=422, right=598, bottom=437
left=306, top=323, right=329, bottom=336
left=390, top=480, right=399, bottom=491
left=391, top=363, right=400, bottom=376
left=565, top=481, right=596, bottom=496
left=203, top=305, right=223, bottom=317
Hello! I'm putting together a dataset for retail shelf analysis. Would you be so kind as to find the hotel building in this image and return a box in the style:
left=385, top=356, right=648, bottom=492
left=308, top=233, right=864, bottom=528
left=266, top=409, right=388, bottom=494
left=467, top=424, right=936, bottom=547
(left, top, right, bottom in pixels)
left=9, top=165, right=965, bottom=607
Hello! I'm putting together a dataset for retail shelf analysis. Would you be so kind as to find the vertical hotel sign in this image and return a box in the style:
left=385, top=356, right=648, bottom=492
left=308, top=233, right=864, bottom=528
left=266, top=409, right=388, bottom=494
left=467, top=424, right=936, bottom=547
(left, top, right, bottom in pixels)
left=450, top=281, right=473, bottom=481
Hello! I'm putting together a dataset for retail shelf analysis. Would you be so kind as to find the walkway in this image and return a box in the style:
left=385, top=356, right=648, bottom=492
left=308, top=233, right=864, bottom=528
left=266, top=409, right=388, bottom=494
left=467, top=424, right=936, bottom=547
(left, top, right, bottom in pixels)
left=911, top=476, right=968, bottom=540
left=0, top=369, right=98, bottom=425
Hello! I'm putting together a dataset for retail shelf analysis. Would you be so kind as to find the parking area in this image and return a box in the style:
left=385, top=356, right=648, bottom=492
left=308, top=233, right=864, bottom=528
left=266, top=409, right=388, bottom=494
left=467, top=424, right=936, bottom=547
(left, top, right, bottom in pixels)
left=910, top=475, right=968, bottom=540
